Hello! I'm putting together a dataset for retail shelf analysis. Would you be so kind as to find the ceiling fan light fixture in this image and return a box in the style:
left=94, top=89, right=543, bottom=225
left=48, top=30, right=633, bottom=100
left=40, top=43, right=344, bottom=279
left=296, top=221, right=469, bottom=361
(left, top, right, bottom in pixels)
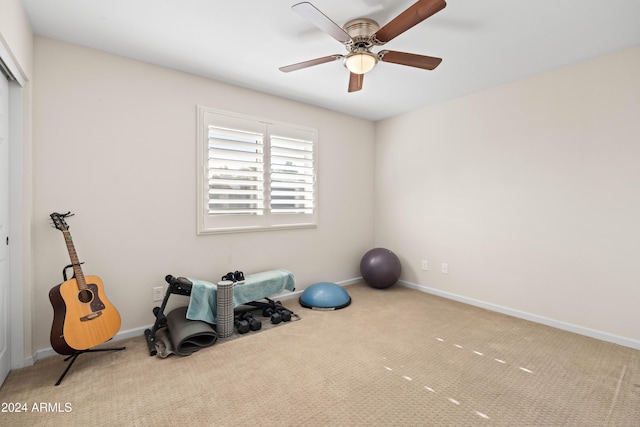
left=344, top=52, right=378, bottom=74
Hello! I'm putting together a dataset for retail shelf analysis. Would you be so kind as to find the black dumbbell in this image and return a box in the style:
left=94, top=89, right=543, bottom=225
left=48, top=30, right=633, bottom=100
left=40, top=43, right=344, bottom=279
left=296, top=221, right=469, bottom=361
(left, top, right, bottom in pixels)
left=279, top=308, right=292, bottom=322
left=234, top=315, right=250, bottom=334
left=270, top=311, right=282, bottom=324
left=263, top=306, right=292, bottom=324
left=241, top=312, right=262, bottom=331
left=262, top=306, right=281, bottom=323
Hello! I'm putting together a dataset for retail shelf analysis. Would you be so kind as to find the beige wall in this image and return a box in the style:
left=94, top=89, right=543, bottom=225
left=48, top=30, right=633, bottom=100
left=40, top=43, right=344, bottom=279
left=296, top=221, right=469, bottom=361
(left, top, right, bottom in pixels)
left=31, top=37, right=375, bottom=352
left=375, top=46, right=640, bottom=347
left=0, top=0, right=33, bottom=77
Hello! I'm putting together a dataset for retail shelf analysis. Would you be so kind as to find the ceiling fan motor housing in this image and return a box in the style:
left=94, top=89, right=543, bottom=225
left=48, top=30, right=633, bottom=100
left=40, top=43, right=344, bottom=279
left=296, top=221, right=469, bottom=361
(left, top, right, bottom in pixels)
left=343, top=18, right=380, bottom=50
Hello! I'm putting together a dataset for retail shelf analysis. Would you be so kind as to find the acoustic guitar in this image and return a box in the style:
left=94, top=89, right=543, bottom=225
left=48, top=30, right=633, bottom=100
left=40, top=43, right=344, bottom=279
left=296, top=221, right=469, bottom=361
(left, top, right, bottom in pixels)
left=48, top=212, right=121, bottom=355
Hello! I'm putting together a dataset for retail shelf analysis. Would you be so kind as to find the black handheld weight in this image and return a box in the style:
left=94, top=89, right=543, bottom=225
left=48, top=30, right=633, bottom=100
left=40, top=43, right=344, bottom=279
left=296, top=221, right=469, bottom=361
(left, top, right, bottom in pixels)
left=234, top=312, right=262, bottom=334
left=262, top=306, right=293, bottom=324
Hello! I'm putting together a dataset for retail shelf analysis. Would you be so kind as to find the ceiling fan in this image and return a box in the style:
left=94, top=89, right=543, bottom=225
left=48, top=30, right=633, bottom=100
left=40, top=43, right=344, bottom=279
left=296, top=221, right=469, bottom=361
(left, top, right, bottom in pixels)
left=279, top=0, right=447, bottom=92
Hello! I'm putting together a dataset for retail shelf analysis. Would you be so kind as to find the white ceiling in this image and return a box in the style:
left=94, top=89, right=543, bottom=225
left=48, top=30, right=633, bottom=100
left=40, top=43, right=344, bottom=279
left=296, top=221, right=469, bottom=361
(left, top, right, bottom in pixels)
left=21, top=0, right=640, bottom=121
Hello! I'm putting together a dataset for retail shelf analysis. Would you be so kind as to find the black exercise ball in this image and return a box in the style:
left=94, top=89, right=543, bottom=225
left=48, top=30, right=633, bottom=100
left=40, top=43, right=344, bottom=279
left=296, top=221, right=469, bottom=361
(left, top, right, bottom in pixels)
left=360, top=248, right=401, bottom=289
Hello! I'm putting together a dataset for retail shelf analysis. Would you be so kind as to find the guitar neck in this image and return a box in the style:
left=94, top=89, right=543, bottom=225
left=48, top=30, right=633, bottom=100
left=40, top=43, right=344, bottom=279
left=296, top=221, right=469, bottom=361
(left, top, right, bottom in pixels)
left=62, top=230, right=87, bottom=290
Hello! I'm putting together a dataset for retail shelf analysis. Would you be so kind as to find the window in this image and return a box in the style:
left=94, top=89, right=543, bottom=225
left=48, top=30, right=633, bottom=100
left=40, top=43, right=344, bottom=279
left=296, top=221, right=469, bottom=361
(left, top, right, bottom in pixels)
left=197, top=106, right=317, bottom=234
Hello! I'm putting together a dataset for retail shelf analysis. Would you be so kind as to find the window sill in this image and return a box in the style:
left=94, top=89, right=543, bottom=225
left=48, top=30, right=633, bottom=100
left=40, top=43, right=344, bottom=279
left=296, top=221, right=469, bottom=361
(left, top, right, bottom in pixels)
left=197, top=222, right=318, bottom=235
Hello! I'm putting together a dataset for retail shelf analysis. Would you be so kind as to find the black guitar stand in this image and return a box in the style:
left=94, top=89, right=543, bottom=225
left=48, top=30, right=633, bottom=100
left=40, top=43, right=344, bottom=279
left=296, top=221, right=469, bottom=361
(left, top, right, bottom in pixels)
left=55, top=347, right=125, bottom=386
left=54, top=264, right=126, bottom=386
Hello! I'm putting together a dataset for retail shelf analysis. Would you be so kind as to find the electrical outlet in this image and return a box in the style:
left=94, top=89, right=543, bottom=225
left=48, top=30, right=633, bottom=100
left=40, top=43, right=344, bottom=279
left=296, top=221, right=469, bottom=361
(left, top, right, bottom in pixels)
left=441, top=263, right=448, bottom=274
left=153, top=286, right=164, bottom=301
left=421, top=260, right=428, bottom=271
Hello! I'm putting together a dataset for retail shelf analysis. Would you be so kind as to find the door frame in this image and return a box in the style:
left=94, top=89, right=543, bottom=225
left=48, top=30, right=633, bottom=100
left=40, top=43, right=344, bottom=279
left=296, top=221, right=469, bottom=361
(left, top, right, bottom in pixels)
left=1, top=38, right=27, bottom=371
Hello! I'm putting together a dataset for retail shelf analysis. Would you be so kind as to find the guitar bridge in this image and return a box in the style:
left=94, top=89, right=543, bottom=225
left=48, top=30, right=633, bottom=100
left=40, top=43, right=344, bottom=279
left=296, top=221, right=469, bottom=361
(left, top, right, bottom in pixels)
left=80, top=311, right=103, bottom=322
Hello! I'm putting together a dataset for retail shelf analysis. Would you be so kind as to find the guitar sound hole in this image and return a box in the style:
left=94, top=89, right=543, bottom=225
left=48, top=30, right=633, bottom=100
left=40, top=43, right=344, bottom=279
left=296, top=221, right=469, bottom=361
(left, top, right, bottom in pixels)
left=78, top=289, right=94, bottom=304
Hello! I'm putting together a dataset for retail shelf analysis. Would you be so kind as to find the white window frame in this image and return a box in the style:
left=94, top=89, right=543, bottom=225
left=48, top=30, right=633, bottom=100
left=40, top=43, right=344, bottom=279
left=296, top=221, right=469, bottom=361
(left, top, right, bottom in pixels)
left=197, top=106, right=318, bottom=234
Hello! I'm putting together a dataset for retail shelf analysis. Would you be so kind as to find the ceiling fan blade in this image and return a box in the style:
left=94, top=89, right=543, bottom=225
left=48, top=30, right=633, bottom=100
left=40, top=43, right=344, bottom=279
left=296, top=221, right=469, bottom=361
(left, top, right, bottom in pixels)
left=279, top=55, right=342, bottom=73
left=348, top=72, right=363, bottom=92
left=373, top=0, right=446, bottom=44
left=379, top=50, right=442, bottom=70
left=292, top=2, right=352, bottom=44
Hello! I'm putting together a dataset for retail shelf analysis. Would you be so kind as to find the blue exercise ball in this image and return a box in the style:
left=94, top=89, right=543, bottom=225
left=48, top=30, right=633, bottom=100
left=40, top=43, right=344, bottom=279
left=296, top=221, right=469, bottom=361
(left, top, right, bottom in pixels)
left=299, top=282, right=351, bottom=310
left=360, top=248, right=401, bottom=289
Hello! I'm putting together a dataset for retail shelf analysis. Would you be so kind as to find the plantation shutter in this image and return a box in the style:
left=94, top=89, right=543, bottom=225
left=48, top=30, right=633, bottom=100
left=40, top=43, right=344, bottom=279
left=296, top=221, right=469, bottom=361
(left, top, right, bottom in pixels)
left=197, top=106, right=317, bottom=234
left=269, top=127, right=315, bottom=215
left=207, top=115, right=265, bottom=216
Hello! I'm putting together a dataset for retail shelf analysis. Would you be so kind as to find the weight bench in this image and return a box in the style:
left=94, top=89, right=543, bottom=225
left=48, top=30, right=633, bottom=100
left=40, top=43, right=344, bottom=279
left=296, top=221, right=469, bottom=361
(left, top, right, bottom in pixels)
left=144, top=269, right=296, bottom=356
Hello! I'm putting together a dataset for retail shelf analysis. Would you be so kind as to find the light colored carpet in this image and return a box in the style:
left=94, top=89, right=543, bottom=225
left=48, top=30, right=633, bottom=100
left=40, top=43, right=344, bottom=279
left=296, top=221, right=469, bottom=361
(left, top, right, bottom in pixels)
left=1, top=283, right=638, bottom=426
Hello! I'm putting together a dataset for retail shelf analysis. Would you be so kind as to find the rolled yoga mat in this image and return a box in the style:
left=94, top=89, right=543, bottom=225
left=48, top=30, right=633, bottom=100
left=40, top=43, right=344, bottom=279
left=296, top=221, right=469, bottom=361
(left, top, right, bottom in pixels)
left=216, top=280, right=234, bottom=338
left=166, top=306, right=218, bottom=356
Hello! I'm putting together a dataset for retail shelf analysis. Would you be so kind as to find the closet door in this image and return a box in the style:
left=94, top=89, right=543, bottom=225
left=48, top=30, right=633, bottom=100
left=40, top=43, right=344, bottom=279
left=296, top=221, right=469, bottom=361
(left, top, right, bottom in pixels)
left=0, top=72, right=10, bottom=386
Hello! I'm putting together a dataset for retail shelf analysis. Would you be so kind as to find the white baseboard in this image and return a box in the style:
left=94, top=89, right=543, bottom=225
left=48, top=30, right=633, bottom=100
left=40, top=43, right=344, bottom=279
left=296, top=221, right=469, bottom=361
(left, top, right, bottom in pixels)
left=273, top=277, right=362, bottom=301
left=399, top=280, right=640, bottom=351
left=337, top=277, right=364, bottom=287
